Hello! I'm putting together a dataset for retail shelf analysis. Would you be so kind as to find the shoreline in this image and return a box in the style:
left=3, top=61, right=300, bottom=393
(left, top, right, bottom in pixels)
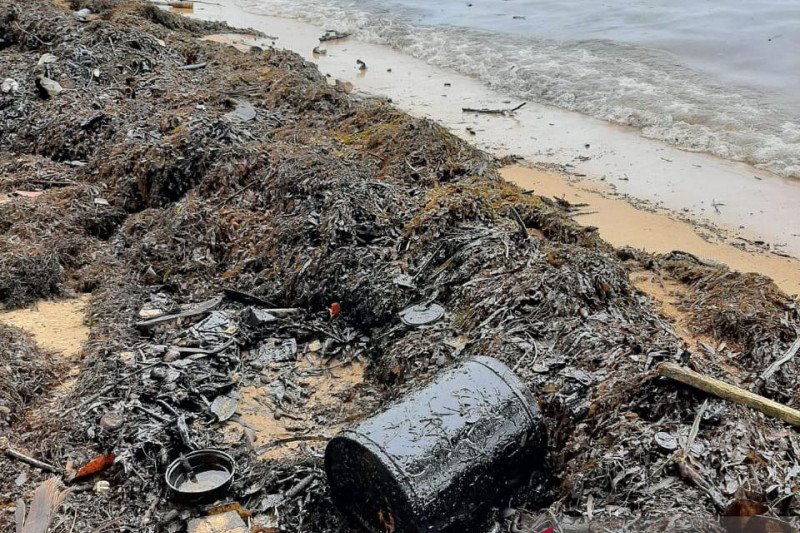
left=184, top=3, right=800, bottom=292
left=503, top=164, right=800, bottom=295
left=4, top=2, right=800, bottom=530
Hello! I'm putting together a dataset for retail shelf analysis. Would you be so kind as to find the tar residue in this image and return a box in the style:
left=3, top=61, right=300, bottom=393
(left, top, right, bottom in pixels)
left=325, top=357, right=545, bottom=533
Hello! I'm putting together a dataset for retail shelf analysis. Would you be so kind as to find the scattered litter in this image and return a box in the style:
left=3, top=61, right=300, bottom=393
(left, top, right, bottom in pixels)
left=210, top=393, right=239, bottom=422
left=224, top=100, right=257, bottom=122
left=34, top=75, right=62, bottom=98
left=1, top=77, right=18, bottom=93
left=399, top=302, right=445, bottom=326
left=37, top=53, right=58, bottom=66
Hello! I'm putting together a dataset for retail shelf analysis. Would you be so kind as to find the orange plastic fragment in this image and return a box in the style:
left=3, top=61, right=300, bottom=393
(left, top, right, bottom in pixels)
left=73, top=453, right=115, bottom=480
left=329, top=302, right=341, bottom=317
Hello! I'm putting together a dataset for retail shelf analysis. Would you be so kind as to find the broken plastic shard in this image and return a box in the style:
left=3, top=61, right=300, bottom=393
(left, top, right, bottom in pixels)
left=560, top=367, right=594, bottom=386
left=74, top=8, right=91, bottom=21
left=241, top=307, right=277, bottom=327
left=653, top=431, right=679, bottom=453
left=190, top=311, right=232, bottom=340
left=224, top=100, right=256, bottom=122
left=36, top=75, right=62, bottom=98
left=1, top=78, right=19, bottom=94
left=37, top=53, right=58, bottom=66
left=210, top=393, right=239, bottom=422
left=254, top=338, right=297, bottom=364
left=393, top=273, right=415, bottom=288
left=399, top=302, right=445, bottom=326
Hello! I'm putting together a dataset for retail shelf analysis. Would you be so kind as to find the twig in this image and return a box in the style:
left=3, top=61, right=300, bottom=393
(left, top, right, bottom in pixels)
left=174, top=338, right=235, bottom=355
left=285, top=473, right=316, bottom=499
left=508, top=207, right=529, bottom=241
left=5, top=447, right=60, bottom=473
left=751, top=334, right=800, bottom=392
left=462, top=102, right=526, bottom=116
left=177, top=62, right=207, bottom=71
left=658, top=362, right=800, bottom=426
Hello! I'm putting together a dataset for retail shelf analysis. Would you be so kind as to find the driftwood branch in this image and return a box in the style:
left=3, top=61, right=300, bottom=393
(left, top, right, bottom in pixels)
left=751, top=334, right=800, bottom=392
left=462, top=102, right=526, bottom=116
left=657, top=362, right=800, bottom=426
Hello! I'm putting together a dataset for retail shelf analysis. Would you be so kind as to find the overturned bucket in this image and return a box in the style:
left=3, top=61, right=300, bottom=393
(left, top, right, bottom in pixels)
left=325, top=356, right=544, bottom=532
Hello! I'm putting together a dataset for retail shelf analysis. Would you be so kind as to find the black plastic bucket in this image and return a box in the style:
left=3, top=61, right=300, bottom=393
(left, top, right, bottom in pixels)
left=325, top=356, right=544, bottom=533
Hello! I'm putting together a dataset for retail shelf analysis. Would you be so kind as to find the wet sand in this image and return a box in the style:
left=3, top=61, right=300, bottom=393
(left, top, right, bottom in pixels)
left=502, top=165, right=800, bottom=296
left=184, top=3, right=800, bottom=296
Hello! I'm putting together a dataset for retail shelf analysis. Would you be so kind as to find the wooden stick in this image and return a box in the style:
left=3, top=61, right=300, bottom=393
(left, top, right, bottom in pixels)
left=134, top=295, right=223, bottom=328
left=657, top=362, right=800, bottom=427
left=5, top=448, right=60, bottom=473
left=751, top=334, right=800, bottom=391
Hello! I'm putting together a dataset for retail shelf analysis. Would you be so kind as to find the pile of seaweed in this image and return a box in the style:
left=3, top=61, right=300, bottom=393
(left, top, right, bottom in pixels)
left=1, top=0, right=799, bottom=531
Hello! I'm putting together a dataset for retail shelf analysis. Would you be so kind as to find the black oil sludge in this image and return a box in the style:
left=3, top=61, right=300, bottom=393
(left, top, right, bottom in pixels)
left=325, top=356, right=544, bottom=532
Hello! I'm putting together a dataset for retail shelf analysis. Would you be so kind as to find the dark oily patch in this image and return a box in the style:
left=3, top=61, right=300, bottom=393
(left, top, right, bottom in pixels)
left=399, top=302, right=445, bottom=326
left=253, top=338, right=297, bottom=365
left=210, top=392, right=239, bottom=422
left=224, top=100, right=257, bottom=122
left=190, top=311, right=233, bottom=340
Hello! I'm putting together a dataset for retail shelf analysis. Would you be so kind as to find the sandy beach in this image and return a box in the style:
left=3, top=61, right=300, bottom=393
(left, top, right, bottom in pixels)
left=187, top=2, right=800, bottom=295
left=3, top=2, right=800, bottom=531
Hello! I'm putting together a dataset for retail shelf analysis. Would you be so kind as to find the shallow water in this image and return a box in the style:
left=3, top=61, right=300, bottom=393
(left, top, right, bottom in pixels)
left=234, top=0, right=800, bottom=179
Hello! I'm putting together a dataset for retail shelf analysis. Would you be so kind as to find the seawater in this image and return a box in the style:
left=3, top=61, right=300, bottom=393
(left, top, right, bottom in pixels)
left=233, top=0, right=800, bottom=179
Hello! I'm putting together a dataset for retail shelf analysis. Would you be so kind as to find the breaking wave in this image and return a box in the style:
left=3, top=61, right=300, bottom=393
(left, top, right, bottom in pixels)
left=238, top=0, right=800, bottom=179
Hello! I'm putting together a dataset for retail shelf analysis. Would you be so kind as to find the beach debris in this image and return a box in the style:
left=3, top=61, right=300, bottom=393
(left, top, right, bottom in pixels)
left=94, top=480, right=111, bottom=493
left=74, top=8, right=92, bottom=21
left=253, top=338, right=297, bottom=365
left=99, top=409, right=125, bottom=432
left=5, top=448, right=59, bottom=473
left=178, top=62, right=208, bottom=71
left=326, top=357, right=544, bottom=531
left=34, top=75, right=62, bottom=98
left=319, top=29, right=350, bottom=42
left=333, top=79, right=353, bottom=93
left=224, top=100, right=257, bottom=122
left=657, top=362, right=800, bottom=426
left=399, top=302, right=445, bottom=326
left=135, top=295, right=223, bottom=329
left=36, top=53, right=58, bottom=66
left=312, top=46, right=327, bottom=55
left=241, top=307, right=278, bottom=327
left=13, top=190, right=44, bottom=199
left=3, top=2, right=800, bottom=531
left=73, top=453, right=116, bottom=481
left=653, top=431, right=679, bottom=453
left=2, top=77, right=19, bottom=93
left=356, top=59, right=367, bottom=71
left=750, top=333, right=800, bottom=392
left=210, top=392, right=239, bottom=421
left=15, top=478, right=71, bottom=533
left=166, top=450, right=235, bottom=502
left=462, top=102, right=527, bottom=116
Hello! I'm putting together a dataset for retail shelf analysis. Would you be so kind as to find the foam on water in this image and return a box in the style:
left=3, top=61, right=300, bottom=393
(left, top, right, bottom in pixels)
left=234, top=0, right=800, bottom=179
